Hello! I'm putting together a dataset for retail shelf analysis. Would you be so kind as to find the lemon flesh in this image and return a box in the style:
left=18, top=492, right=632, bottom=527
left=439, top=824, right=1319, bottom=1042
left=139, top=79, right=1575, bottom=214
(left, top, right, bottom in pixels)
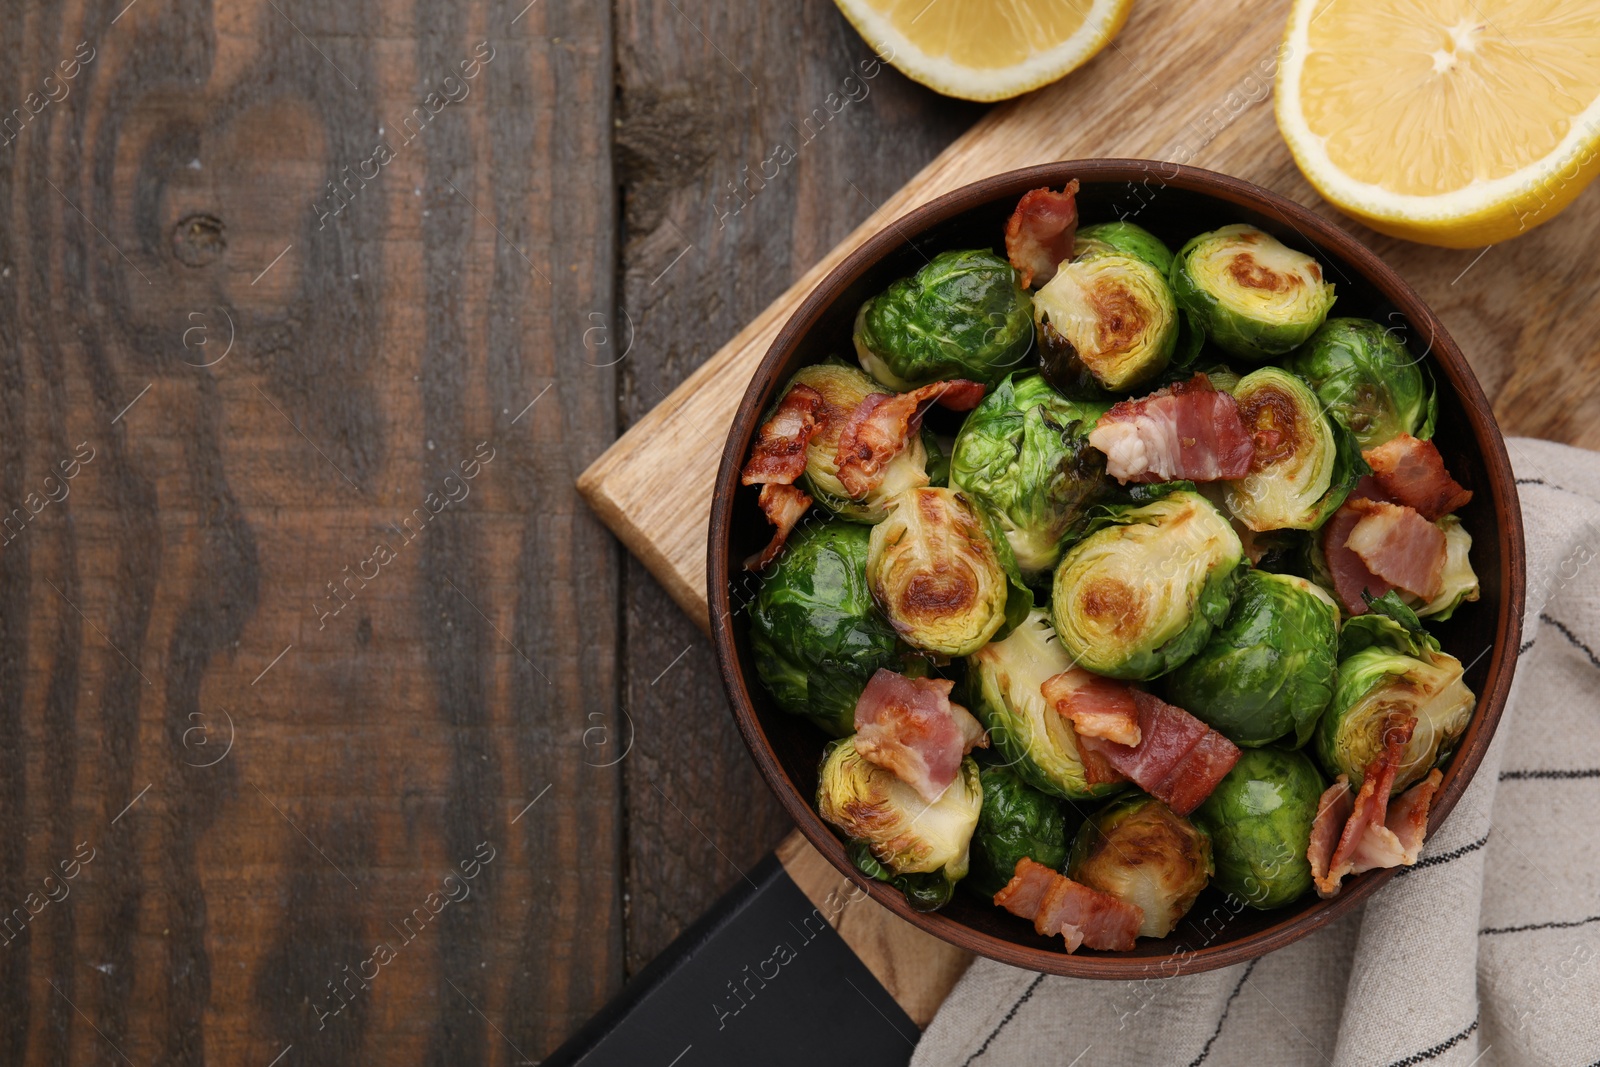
left=1277, top=0, right=1600, bottom=246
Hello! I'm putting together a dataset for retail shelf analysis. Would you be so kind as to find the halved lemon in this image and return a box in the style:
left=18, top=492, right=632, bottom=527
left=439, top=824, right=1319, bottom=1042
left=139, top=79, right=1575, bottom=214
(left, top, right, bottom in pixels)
left=834, top=0, right=1133, bottom=102
left=1277, top=0, right=1600, bottom=247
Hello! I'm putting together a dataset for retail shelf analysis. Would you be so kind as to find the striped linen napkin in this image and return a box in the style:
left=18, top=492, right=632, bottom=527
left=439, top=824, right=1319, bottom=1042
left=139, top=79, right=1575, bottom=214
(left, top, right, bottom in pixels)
left=912, top=437, right=1600, bottom=1067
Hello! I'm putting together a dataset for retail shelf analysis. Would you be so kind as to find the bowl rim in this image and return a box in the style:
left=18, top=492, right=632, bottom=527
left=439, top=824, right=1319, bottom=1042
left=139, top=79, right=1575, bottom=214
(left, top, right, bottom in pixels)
left=707, top=159, right=1526, bottom=979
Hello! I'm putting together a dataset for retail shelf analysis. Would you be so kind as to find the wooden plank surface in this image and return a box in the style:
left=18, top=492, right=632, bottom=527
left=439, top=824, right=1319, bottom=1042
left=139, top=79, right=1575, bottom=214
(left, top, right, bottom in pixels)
left=579, top=0, right=1600, bottom=1025
left=0, top=1, right=621, bottom=1062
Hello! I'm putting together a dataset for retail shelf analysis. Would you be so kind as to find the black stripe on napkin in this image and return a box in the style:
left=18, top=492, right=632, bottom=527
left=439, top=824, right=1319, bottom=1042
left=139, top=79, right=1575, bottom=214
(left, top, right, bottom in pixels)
left=1382, top=1015, right=1478, bottom=1066
left=961, top=974, right=1045, bottom=1066
left=1185, top=958, right=1257, bottom=1067
left=1480, top=914, right=1600, bottom=937
left=1392, top=833, right=1489, bottom=876
left=1500, top=768, right=1600, bottom=781
left=1539, top=614, right=1600, bottom=671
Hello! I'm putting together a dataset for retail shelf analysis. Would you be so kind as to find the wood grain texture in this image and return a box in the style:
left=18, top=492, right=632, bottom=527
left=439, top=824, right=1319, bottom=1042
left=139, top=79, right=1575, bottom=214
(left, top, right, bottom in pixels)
left=577, top=0, right=1600, bottom=628
left=0, top=0, right=620, bottom=1062
left=611, top=0, right=981, bottom=977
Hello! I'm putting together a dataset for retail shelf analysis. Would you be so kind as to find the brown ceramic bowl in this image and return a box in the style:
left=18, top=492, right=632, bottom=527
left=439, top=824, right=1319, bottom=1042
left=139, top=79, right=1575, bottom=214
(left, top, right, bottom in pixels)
left=708, top=160, right=1525, bottom=978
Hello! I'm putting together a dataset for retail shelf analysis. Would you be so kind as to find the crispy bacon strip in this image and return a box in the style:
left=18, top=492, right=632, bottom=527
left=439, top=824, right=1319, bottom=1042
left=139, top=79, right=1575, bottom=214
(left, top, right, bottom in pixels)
left=834, top=380, right=985, bottom=498
left=994, top=857, right=1142, bottom=953
left=1322, top=498, right=1394, bottom=614
left=1041, top=667, right=1141, bottom=746
left=744, top=484, right=812, bottom=571
left=1310, top=716, right=1439, bottom=898
left=1088, top=375, right=1254, bottom=484
left=1075, top=690, right=1240, bottom=816
left=1345, top=498, right=1447, bottom=601
left=740, top=384, right=826, bottom=487
left=1004, top=183, right=1079, bottom=288
left=853, top=669, right=987, bottom=803
left=1362, top=434, right=1472, bottom=521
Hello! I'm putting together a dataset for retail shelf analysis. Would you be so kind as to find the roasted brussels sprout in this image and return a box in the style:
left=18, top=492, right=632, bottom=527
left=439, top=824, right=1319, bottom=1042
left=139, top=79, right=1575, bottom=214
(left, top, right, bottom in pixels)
left=1034, top=248, right=1179, bottom=393
left=1193, top=747, right=1325, bottom=909
left=1074, top=221, right=1175, bottom=276
left=948, top=373, right=1111, bottom=579
left=1067, top=794, right=1213, bottom=937
left=1225, top=366, right=1363, bottom=531
left=867, top=488, right=1025, bottom=657
left=1163, top=570, right=1340, bottom=748
left=785, top=361, right=934, bottom=521
left=1283, top=318, right=1436, bottom=448
left=967, top=609, right=1127, bottom=801
left=1050, top=490, right=1243, bottom=680
left=966, top=763, right=1076, bottom=899
left=748, top=521, right=903, bottom=736
left=1317, top=595, right=1475, bottom=793
left=1171, top=224, right=1335, bottom=361
left=818, top=736, right=982, bottom=911
left=853, top=249, right=1034, bottom=390
left=1417, top=516, right=1480, bottom=620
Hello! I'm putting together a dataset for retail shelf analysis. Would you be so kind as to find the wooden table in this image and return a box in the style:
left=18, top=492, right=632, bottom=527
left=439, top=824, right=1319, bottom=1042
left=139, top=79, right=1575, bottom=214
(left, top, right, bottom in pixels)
left=6, top=0, right=1597, bottom=1062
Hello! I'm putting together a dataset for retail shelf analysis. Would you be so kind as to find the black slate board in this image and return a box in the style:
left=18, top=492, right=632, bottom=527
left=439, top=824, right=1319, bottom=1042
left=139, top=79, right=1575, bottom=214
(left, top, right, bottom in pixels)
left=543, top=853, right=918, bottom=1066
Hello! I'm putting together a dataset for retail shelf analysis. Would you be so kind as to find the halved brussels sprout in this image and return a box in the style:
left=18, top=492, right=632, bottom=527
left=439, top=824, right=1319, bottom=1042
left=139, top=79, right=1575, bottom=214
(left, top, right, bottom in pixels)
left=1283, top=317, right=1436, bottom=448
left=818, top=736, right=982, bottom=911
left=1163, top=570, right=1340, bottom=748
left=1074, top=221, right=1175, bottom=276
left=786, top=361, right=933, bottom=522
left=748, top=521, right=904, bottom=736
left=1050, top=490, right=1243, bottom=680
left=853, top=249, right=1034, bottom=391
left=1416, top=516, right=1480, bottom=620
left=1067, top=794, right=1213, bottom=938
left=966, top=763, right=1077, bottom=899
left=1193, top=747, right=1325, bottom=909
left=949, top=373, right=1111, bottom=579
left=868, top=488, right=1021, bottom=657
left=1034, top=249, right=1179, bottom=393
left=1317, top=595, right=1475, bottom=794
left=966, top=609, right=1127, bottom=801
left=1225, top=366, right=1363, bottom=531
left=1172, top=224, right=1335, bottom=361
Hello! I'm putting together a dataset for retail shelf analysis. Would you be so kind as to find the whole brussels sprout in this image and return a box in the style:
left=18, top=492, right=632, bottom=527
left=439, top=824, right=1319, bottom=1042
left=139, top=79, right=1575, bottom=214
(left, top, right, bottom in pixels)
left=966, top=763, right=1077, bottom=899
left=1193, top=748, right=1325, bottom=909
left=1163, top=570, right=1340, bottom=748
left=867, top=488, right=1026, bottom=657
left=1171, top=224, right=1335, bottom=361
left=1050, top=490, right=1243, bottom=680
left=747, top=520, right=903, bottom=736
left=1034, top=249, right=1180, bottom=393
left=785, top=361, right=935, bottom=522
left=1283, top=317, right=1437, bottom=448
left=966, top=609, right=1126, bottom=801
left=1225, top=366, right=1364, bottom=532
left=1068, top=794, right=1213, bottom=937
left=949, top=373, right=1112, bottom=579
left=853, top=249, right=1034, bottom=391
left=1317, top=595, right=1475, bottom=794
left=1074, top=221, right=1175, bottom=276
left=818, top=736, right=982, bottom=911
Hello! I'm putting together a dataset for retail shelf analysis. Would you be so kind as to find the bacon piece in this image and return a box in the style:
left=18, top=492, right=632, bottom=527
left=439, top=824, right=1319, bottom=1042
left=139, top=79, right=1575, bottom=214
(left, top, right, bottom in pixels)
left=1076, top=691, right=1240, bottom=815
left=1322, top=498, right=1394, bottom=614
left=994, top=858, right=1143, bottom=953
left=1004, top=183, right=1079, bottom=288
left=741, top=384, right=826, bottom=487
left=745, top=484, right=813, bottom=571
left=1311, top=715, right=1431, bottom=898
left=1041, top=668, right=1141, bottom=746
left=1087, top=375, right=1254, bottom=484
left=853, top=669, right=987, bottom=803
left=1362, top=434, right=1472, bottom=521
left=834, top=380, right=985, bottom=498
left=1344, top=499, right=1447, bottom=601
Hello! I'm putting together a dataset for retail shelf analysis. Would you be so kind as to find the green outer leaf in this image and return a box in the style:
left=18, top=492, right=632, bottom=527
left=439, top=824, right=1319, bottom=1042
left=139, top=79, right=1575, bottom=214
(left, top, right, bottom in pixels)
left=1075, top=221, right=1175, bottom=275
left=747, top=521, right=901, bottom=736
left=847, top=840, right=954, bottom=912
left=1282, top=317, right=1435, bottom=449
left=854, top=249, right=1035, bottom=390
left=1163, top=570, right=1340, bottom=748
left=1338, top=590, right=1434, bottom=660
left=965, top=763, right=1076, bottom=899
left=1192, top=747, right=1325, bottom=910
left=1171, top=226, right=1335, bottom=362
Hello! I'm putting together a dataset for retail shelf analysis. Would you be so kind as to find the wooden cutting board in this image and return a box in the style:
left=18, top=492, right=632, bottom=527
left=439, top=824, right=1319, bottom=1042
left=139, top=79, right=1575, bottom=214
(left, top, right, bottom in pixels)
left=578, top=0, right=1600, bottom=1024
